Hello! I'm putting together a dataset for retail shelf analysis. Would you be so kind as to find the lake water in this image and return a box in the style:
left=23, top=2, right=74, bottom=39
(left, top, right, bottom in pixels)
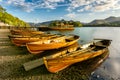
left=47, top=27, right=96, bottom=44
left=47, top=27, right=120, bottom=80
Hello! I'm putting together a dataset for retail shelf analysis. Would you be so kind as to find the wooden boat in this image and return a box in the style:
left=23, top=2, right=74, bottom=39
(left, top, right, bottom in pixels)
left=10, top=29, right=44, bottom=35
left=55, top=50, right=109, bottom=79
left=23, top=42, right=79, bottom=71
left=26, top=35, right=80, bottom=54
left=8, top=34, right=30, bottom=39
left=11, top=34, right=59, bottom=46
left=8, top=33, right=56, bottom=39
left=31, top=31, right=44, bottom=34
left=83, top=48, right=109, bottom=72
left=10, top=29, right=23, bottom=35
left=43, top=39, right=111, bottom=73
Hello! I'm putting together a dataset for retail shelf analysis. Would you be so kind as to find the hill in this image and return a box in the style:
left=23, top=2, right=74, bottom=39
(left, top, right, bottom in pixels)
left=89, top=20, right=108, bottom=25
left=34, top=20, right=82, bottom=27
left=105, top=16, right=120, bottom=22
left=87, top=16, right=120, bottom=26
left=0, top=5, right=30, bottom=27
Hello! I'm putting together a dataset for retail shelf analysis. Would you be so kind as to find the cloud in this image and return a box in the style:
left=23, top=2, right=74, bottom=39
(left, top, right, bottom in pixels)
left=65, top=12, right=76, bottom=18
left=1, top=0, right=120, bottom=13
left=3, top=0, right=65, bottom=12
left=4, top=0, right=35, bottom=12
left=67, top=0, right=120, bottom=12
left=45, top=0, right=64, bottom=3
left=94, top=0, right=120, bottom=12
left=41, top=0, right=65, bottom=7
left=60, top=17, right=63, bottom=19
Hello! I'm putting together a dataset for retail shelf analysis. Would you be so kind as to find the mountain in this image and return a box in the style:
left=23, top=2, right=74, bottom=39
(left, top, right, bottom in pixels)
left=36, top=21, right=52, bottom=27
left=105, top=16, right=120, bottom=22
left=89, top=19, right=108, bottom=25
left=29, top=16, right=120, bottom=27
left=33, top=20, right=82, bottom=27
left=28, top=22, right=36, bottom=27
left=88, top=16, right=120, bottom=26
left=28, top=21, right=53, bottom=27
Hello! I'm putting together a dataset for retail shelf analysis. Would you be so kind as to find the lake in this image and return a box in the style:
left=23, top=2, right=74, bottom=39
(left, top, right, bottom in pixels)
left=47, top=27, right=96, bottom=44
left=46, top=27, right=120, bottom=80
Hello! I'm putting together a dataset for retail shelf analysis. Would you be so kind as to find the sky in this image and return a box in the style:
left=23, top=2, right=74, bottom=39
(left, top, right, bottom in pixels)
left=0, top=0, right=120, bottom=23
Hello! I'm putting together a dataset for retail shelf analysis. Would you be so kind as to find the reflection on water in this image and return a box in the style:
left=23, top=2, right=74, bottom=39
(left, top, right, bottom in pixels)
left=46, top=27, right=120, bottom=80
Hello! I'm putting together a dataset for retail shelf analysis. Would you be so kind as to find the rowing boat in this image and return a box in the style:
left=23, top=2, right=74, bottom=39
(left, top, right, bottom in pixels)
left=43, top=39, right=111, bottom=73
left=23, top=42, right=79, bottom=71
left=26, top=35, right=80, bottom=54
left=10, top=29, right=44, bottom=35
left=11, top=34, right=60, bottom=46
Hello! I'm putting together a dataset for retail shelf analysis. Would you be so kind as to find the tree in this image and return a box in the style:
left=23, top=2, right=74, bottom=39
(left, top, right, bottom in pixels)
left=49, top=20, right=83, bottom=27
left=0, top=5, right=6, bottom=12
left=0, top=5, right=30, bottom=27
left=49, top=21, right=57, bottom=27
left=73, top=21, right=82, bottom=27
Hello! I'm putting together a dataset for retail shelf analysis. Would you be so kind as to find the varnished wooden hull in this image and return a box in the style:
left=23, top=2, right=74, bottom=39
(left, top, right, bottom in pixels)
left=8, top=33, right=56, bottom=39
left=43, top=39, right=111, bottom=73
left=23, top=43, right=79, bottom=71
left=11, top=34, right=58, bottom=46
left=10, top=29, right=44, bottom=35
left=11, top=37, right=41, bottom=46
left=10, top=29, right=23, bottom=35
left=26, top=35, right=79, bottom=54
left=8, top=35, right=30, bottom=39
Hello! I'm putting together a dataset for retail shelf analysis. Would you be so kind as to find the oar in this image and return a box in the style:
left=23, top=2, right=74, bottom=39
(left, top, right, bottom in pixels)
left=47, top=49, right=104, bottom=65
left=60, top=46, right=95, bottom=57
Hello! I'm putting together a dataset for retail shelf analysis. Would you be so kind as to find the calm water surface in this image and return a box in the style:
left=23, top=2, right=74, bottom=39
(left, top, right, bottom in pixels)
left=47, top=27, right=96, bottom=44
left=47, top=27, right=120, bottom=80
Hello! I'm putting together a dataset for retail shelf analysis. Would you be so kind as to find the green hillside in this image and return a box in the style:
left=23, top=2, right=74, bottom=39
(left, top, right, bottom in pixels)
left=0, top=5, right=30, bottom=27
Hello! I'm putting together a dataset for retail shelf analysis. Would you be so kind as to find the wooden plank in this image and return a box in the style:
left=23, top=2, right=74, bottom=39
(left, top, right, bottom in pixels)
left=23, top=58, right=44, bottom=71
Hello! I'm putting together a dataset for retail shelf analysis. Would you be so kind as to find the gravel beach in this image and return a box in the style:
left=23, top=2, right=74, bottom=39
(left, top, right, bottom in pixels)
left=0, top=29, right=109, bottom=80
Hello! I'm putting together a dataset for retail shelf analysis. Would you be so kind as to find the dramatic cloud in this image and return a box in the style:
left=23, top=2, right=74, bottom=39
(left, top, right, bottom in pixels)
left=94, top=0, right=120, bottom=12
left=39, top=0, right=65, bottom=9
left=5, top=0, right=36, bottom=12
left=1, top=0, right=120, bottom=12
left=68, top=0, right=120, bottom=12
left=3, top=0, right=65, bottom=12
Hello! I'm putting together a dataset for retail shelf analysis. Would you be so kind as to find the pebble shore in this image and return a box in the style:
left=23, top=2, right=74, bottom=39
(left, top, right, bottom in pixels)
left=0, top=29, right=108, bottom=80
